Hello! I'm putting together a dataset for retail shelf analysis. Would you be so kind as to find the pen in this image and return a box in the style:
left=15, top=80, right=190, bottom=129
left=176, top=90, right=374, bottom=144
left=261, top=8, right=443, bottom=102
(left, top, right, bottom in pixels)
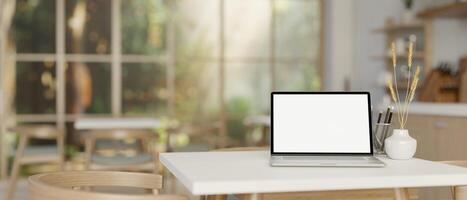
left=383, top=107, right=390, bottom=124
left=377, top=112, right=383, bottom=124
left=387, top=111, right=393, bottom=124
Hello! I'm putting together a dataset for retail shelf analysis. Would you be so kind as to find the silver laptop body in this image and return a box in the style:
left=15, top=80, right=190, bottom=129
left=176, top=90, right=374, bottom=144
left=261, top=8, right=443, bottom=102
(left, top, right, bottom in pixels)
left=270, top=92, right=385, bottom=167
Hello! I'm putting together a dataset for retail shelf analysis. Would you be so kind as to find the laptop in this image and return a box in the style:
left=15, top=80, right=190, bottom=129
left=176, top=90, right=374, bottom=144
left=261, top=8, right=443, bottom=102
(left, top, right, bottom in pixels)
left=270, top=92, right=385, bottom=167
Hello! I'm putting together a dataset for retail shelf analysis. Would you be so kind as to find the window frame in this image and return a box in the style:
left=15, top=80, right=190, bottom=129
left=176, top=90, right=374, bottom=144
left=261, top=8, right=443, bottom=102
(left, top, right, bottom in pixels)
left=8, top=0, right=324, bottom=137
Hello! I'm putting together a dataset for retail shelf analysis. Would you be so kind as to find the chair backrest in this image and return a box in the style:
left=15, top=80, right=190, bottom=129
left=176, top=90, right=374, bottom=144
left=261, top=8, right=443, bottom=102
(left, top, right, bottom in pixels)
left=28, top=171, right=188, bottom=200
left=10, top=125, right=61, bottom=139
left=81, top=129, right=156, bottom=141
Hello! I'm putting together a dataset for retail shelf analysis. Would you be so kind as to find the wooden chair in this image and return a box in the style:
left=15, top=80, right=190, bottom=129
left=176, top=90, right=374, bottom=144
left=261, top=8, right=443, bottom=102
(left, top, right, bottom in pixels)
left=442, top=160, right=467, bottom=200
left=28, top=171, right=188, bottom=200
left=243, top=115, right=270, bottom=146
left=5, top=125, right=65, bottom=200
left=169, top=121, right=223, bottom=151
left=208, top=146, right=416, bottom=200
left=81, top=129, right=159, bottom=173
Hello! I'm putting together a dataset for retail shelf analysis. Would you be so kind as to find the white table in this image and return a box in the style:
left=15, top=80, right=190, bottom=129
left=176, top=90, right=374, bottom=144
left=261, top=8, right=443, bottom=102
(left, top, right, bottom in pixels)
left=74, top=118, right=161, bottom=130
left=161, top=151, right=467, bottom=198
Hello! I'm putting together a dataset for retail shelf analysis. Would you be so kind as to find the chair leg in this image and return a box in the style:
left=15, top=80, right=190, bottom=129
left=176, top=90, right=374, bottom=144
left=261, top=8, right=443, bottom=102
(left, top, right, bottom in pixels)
left=57, top=133, right=65, bottom=171
left=84, top=138, right=95, bottom=170
left=394, top=188, right=410, bottom=200
left=152, top=189, right=159, bottom=195
left=239, top=193, right=263, bottom=200
left=152, top=150, right=160, bottom=174
left=5, top=135, right=28, bottom=200
left=451, top=186, right=456, bottom=200
left=261, top=126, right=269, bottom=146
left=1, top=133, right=9, bottom=180
left=454, top=185, right=467, bottom=200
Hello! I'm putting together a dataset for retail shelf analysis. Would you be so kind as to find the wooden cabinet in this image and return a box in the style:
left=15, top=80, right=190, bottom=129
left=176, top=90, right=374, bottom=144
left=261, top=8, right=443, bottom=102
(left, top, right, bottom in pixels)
left=404, top=115, right=438, bottom=160
left=402, top=114, right=467, bottom=200
left=404, top=114, right=467, bottom=161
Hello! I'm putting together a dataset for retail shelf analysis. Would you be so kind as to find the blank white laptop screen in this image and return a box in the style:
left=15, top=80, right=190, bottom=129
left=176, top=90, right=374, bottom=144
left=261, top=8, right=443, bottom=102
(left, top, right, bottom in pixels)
left=272, top=93, right=372, bottom=154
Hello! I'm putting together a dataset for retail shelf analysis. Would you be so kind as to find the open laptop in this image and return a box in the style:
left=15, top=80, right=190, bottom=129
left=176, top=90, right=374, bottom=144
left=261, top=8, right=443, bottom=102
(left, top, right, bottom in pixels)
left=270, top=92, right=385, bottom=167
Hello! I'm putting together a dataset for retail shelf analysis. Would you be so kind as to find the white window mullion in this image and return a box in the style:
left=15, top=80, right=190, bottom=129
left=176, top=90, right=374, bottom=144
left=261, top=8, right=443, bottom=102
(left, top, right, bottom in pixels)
left=56, top=0, right=66, bottom=131
left=166, top=0, right=175, bottom=116
left=111, top=0, right=122, bottom=117
left=270, top=0, right=276, bottom=91
left=219, top=0, right=227, bottom=147
left=0, top=0, right=6, bottom=179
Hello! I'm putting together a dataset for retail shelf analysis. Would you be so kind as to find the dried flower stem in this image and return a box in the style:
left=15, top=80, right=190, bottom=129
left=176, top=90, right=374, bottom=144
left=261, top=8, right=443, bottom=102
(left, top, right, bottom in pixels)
left=403, top=42, right=414, bottom=128
left=391, top=42, right=404, bottom=127
left=388, top=42, right=420, bottom=129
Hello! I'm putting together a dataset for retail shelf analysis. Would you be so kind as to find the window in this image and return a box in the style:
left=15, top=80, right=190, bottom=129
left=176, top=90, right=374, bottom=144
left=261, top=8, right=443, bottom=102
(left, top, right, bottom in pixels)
left=16, top=62, right=56, bottom=114
left=8, top=0, right=322, bottom=142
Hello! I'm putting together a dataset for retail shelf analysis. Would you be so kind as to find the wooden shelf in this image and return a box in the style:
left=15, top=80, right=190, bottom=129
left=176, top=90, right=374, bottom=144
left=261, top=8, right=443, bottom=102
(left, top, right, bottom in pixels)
left=418, top=2, right=467, bottom=19
left=373, top=23, right=424, bottom=33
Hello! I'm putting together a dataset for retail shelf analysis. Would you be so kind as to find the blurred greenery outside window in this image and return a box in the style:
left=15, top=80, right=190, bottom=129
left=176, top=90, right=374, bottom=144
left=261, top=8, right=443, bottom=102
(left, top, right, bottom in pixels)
left=11, top=0, right=322, bottom=144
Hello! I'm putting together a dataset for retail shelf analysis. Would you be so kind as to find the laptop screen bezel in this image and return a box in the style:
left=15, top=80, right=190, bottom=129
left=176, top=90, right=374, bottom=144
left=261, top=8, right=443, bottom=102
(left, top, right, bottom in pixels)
left=270, top=91, right=374, bottom=156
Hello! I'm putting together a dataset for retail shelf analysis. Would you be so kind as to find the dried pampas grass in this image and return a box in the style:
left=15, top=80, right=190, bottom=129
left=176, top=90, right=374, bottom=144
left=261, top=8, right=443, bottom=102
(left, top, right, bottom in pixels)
left=388, top=79, right=397, bottom=103
left=387, top=41, right=420, bottom=129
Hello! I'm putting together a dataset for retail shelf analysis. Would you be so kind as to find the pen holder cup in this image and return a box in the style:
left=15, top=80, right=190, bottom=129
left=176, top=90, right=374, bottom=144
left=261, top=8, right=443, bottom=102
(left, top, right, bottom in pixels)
left=373, top=123, right=392, bottom=155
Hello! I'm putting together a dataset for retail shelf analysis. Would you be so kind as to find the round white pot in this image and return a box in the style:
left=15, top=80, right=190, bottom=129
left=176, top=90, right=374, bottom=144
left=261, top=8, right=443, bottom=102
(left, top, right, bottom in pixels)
left=384, top=129, right=417, bottom=160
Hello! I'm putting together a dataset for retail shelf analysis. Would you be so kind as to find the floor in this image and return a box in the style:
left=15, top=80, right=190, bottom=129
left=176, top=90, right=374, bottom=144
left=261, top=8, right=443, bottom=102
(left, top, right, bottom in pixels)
left=0, top=180, right=30, bottom=200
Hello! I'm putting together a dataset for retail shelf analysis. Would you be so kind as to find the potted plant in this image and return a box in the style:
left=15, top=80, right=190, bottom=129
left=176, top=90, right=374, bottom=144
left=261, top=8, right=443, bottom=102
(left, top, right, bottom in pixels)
left=385, top=41, right=420, bottom=160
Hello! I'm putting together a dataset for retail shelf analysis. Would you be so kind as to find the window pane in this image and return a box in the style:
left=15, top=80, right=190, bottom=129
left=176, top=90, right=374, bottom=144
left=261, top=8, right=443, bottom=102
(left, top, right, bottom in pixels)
left=12, top=0, right=55, bottom=53
left=225, top=0, right=270, bottom=58
left=225, top=63, right=270, bottom=142
left=16, top=62, right=56, bottom=114
left=122, top=0, right=167, bottom=54
left=276, top=63, right=321, bottom=91
left=176, top=0, right=220, bottom=60
left=275, top=0, right=321, bottom=58
left=66, top=0, right=111, bottom=54
left=66, top=63, right=111, bottom=114
left=225, top=63, right=270, bottom=115
left=122, top=63, right=166, bottom=115
left=174, top=62, right=219, bottom=123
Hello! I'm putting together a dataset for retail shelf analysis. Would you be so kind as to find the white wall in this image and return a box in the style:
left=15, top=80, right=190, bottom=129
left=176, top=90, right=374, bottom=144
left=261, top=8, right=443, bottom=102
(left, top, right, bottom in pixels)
left=353, top=0, right=403, bottom=109
left=432, top=19, right=467, bottom=67
left=323, top=0, right=356, bottom=91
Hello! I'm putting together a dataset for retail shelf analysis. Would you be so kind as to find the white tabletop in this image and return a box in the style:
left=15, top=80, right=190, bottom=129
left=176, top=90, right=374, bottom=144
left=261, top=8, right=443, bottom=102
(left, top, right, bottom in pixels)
left=74, top=118, right=161, bottom=130
left=160, top=151, right=467, bottom=195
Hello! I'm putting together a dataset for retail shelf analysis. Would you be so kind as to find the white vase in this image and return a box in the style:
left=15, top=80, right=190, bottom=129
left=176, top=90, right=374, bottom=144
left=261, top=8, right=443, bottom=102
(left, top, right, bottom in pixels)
left=384, top=129, right=417, bottom=160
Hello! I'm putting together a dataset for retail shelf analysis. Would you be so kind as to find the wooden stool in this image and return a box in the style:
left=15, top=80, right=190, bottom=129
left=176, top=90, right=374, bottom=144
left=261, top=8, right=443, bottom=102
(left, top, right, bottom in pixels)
left=5, top=125, right=65, bottom=200
left=28, top=171, right=188, bottom=200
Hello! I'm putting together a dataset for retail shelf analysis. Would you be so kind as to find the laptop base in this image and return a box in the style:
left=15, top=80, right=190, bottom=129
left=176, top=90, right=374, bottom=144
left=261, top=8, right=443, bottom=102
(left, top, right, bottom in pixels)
left=270, top=155, right=385, bottom=167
